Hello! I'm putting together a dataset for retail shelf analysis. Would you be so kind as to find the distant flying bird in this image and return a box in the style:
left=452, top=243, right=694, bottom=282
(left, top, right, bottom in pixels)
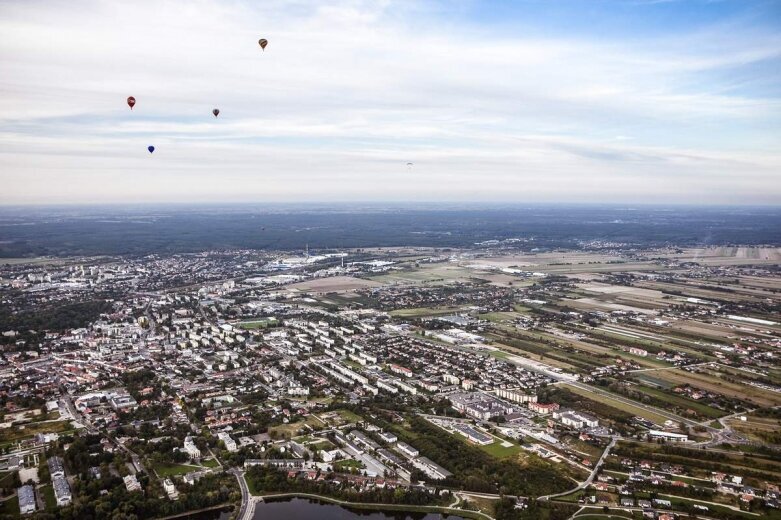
left=147, top=146, right=155, bottom=154
left=213, top=108, right=220, bottom=117
left=258, top=38, right=268, bottom=51
left=127, top=96, right=136, bottom=110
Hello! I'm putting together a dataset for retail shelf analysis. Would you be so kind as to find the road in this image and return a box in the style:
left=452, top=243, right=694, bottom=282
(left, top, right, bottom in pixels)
left=231, top=469, right=255, bottom=520
left=539, top=436, right=618, bottom=501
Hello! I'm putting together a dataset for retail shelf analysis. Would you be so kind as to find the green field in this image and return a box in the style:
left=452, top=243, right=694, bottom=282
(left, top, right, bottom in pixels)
left=331, top=409, right=363, bottom=424
left=201, top=457, right=221, bottom=468
left=479, top=312, right=520, bottom=322
left=334, top=459, right=364, bottom=471
left=478, top=440, right=523, bottom=458
left=41, top=483, right=56, bottom=510
left=629, top=383, right=726, bottom=419
left=389, top=306, right=466, bottom=318
left=153, top=462, right=203, bottom=477
left=269, top=416, right=324, bottom=439
left=562, top=384, right=673, bottom=426
left=237, top=319, right=276, bottom=329
left=0, top=472, right=17, bottom=488
left=0, top=495, right=19, bottom=516
left=0, top=420, right=72, bottom=443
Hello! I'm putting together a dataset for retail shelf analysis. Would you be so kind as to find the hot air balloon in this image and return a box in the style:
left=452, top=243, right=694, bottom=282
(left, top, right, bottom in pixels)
left=213, top=108, right=220, bottom=117
left=406, top=162, right=414, bottom=170
left=148, top=146, right=155, bottom=154
left=127, top=96, right=136, bottom=110
left=258, top=38, right=268, bottom=51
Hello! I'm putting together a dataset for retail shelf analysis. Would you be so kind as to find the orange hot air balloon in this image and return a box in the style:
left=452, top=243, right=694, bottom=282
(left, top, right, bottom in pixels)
left=258, top=38, right=268, bottom=51
left=127, top=96, right=136, bottom=110
left=213, top=108, right=220, bottom=117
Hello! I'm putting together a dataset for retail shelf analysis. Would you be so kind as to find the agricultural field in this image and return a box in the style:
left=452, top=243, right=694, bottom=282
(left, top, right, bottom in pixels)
left=389, top=306, right=468, bottom=318
left=638, top=368, right=781, bottom=408
left=560, top=383, right=677, bottom=427
left=724, top=411, right=781, bottom=444
left=281, top=275, right=382, bottom=293
left=369, top=264, right=478, bottom=285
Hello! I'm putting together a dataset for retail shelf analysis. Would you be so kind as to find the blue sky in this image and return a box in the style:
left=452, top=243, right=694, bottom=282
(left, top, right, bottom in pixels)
left=0, top=0, right=779, bottom=204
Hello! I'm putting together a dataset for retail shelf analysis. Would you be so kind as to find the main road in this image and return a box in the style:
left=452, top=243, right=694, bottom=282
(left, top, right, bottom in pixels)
left=231, top=468, right=256, bottom=520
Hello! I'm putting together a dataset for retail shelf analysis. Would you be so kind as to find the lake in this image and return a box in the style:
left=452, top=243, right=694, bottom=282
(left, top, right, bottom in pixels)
left=252, top=497, right=467, bottom=519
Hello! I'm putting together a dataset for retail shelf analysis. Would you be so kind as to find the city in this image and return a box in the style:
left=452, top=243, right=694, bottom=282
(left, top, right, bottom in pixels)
left=1, top=242, right=779, bottom=519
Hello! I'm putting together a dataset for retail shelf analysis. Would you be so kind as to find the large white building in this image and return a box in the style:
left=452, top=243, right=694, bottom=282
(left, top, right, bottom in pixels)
left=163, top=478, right=179, bottom=500
left=18, top=485, right=36, bottom=514
left=124, top=474, right=142, bottom=492
left=183, top=436, right=202, bottom=460
left=648, top=430, right=688, bottom=442
left=496, top=388, right=537, bottom=404
left=53, top=476, right=72, bottom=506
left=48, top=456, right=65, bottom=479
left=396, top=442, right=419, bottom=458
left=553, top=410, right=599, bottom=429
left=218, top=431, right=238, bottom=452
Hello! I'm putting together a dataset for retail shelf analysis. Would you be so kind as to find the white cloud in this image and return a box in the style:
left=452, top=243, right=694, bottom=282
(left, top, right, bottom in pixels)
left=0, top=0, right=779, bottom=204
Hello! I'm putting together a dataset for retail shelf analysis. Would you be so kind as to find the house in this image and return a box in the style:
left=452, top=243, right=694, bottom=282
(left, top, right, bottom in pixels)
left=53, top=476, right=72, bottom=506
left=124, top=474, right=142, bottom=492
left=183, top=436, right=201, bottom=460
left=18, top=485, right=36, bottom=514
left=163, top=478, right=179, bottom=500
left=395, top=442, right=419, bottom=458
left=48, top=456, right=65, bottom=479
left=217, top=431, right=238, bottom=452
left=379, top=431, right=398, bottom=444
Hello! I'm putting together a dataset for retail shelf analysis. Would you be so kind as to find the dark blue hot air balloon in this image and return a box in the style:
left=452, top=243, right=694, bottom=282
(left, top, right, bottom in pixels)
left=148, top=146, right=155, bottom=154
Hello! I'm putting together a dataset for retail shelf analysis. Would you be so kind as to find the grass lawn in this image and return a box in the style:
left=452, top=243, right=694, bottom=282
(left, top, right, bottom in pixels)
left=201, top=458, right=220, bottom=468
left=237, top=319, right=276, bottom=330
left=0, top=420, right=71, bottom=443
left=0, top=495, right=19, bottom=516
left=41, top=483, right=56, bottom=510
left=334, top=459, right=364, bottom=471
left=574, top=513, right=635, bottom=520
left=0, top=472, right=17, bottom=488
left=269, top=416, right=324, bottom=439
left=489, top=350, right=512, bottom=360
left=302, top=438, right=336, bottom=450
left=153, top=462, right=203, bottom=477
left=479, top=440, right=523, bottom=458
left=332, top=409, right=363, bottom=424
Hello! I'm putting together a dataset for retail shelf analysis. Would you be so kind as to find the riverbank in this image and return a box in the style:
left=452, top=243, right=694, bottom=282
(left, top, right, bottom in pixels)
left=256, top=493, right=495, bottom=520
left=155, top=503, right=234, bottom=520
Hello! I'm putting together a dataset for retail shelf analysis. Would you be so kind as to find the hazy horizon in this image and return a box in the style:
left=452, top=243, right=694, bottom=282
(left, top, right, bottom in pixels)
left=1, top=0, right=780, bottom=205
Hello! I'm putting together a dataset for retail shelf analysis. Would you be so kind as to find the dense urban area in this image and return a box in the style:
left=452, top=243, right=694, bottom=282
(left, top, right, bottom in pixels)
left=1, top=242, right=780, bottom=520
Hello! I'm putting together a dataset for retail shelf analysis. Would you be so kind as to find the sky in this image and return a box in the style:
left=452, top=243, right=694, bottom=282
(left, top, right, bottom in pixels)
left=0, top=0, right=780, bottom=205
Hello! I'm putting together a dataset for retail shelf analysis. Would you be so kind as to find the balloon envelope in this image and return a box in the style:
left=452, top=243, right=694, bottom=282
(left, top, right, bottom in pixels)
left=213, top=108, right=220, bottom=117
left=127, top=96, right=135, bottom=110
left=148, top=146, right=155, bottom=154
left=258, top=38, right=268, bottom=50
